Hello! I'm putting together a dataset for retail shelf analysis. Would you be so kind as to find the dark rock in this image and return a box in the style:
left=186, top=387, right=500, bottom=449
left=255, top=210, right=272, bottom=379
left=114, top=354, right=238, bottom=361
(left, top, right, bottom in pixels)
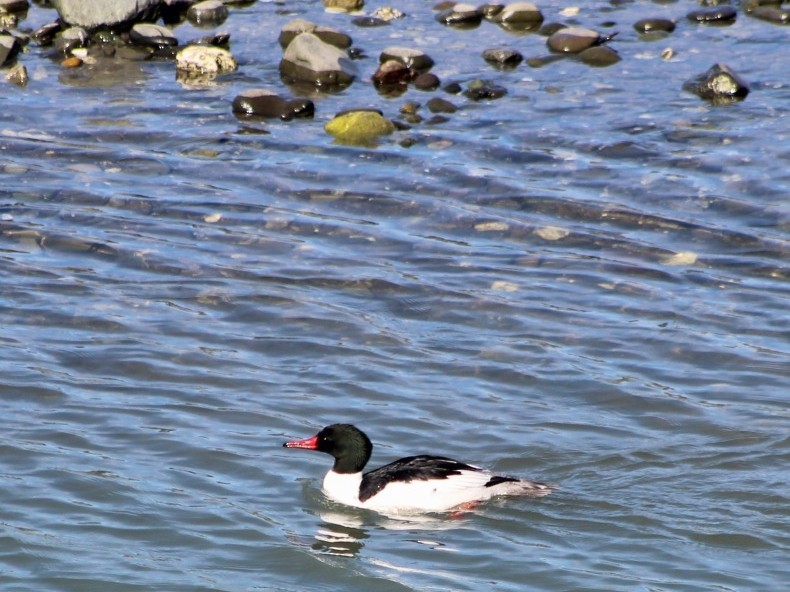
left=538, top=22, right=567, bottom=36
left=495, top=2, right=543, bottom=31
left=436, top=3, right=483, bottom=28
left=187, top=0, right=229, bottom=27
left=482, top=47, right=523, bottom=69
left=52, top=0, right=160, bottom=29
left=352, top=16, right=388, bottom=27
left=442, top=81, right=462, bottom=94
left=186, top=32, right=231, bottom=48
left=373, top=59, right=415, bottom=88
left=232, top=89, right=314, bottom=121
left=426, top=97, right=457, bottom=113
left=687, top=6, right=737, bottom=24
left=480, top=4, right=504, bottom=19
left=278, top=19, right=352, bottom=50
left=323, top=0, right=363, bottom=10
left=750, top=6, right=790, bottom=24
left=683, top=63, right=749, bottom=104
left=0, top=0, right=29, bottom=14
left=413, top=72, right=440, bottom=91
left=464, top=79, right=507, bottom=101
left=0, top=34, right=21, bottom=66
left=379, top=46, right=434, bottom=71
left=4, top=62, right=27, bottom=86
left=634, top=18, right=676, bottom=34
left=279, top=32, right=357, bottom=88
left=578, top=46, right=621, bottom=67
left=130, top=23, right=177, bottom=48
left=33, top=22, right=61, bottom=46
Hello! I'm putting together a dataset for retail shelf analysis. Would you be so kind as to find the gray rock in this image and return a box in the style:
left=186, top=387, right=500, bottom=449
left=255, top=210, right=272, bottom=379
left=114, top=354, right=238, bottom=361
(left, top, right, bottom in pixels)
left=130, top=23, right=178, bottom=48
left=187, top=0, right=229, bottom=27
left=379, top=47, right=434, bottom=71
left=436, top=3, right=483, bottom=28
left=278, top=19, right=352, bottom=50
left=52, top=0, right=160, bottom=29
left=279, top=32, right=357, bottom=88
left=547, top=27, right=608, bottom=54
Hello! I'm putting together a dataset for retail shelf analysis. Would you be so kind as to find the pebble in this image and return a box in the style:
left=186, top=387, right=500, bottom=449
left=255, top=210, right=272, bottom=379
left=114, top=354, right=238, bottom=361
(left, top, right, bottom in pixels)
left=578, top=46, right=621, bottom=67
left=426, top=97, right=457, bottom=113
left=373, top=59, right=414, bottom=87
left=232, top=89, right=315, bottom=121
left=750, top=6, right=790, bottom=24
left=495, top=2, right=544, bottom=29
left=279, top=19, right=352, bottom=50
left=60, top=56, right=83, bottom=68
left=372, top=6, right=404, bottom=21
left=55, top=26, right=89, bottom=54
left=482, top=48, right=523, bottom=69
left=464, top=79, right=507, bottom=101
left=0, top=0, right=29, bottom=13
left=187, top=0, right=229, bottom=27
left=633, top=18, right=676, bottom=34
left=379, top=47, right=434, bottom=71
left=279, top=32, right=357, bottom=88
left=33, top=22, right=60, bottom=46
left=413, top=72, right=440, bottom=91
left=324, top=0, right=364, bottom=11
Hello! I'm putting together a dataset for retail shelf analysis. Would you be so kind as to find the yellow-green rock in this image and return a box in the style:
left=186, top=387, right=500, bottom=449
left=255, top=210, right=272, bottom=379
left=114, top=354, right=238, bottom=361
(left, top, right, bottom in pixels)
left=324, top=111, right=395, bottom=146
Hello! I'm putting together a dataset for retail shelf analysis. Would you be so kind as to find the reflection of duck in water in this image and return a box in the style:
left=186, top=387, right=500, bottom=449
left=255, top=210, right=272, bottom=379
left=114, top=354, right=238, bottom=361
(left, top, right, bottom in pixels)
left=284, top=424, right=553, bottom=514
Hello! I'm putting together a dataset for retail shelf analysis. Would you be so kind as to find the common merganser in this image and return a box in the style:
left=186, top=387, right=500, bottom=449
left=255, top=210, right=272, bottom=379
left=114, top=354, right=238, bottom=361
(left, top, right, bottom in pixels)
left=283, top=423, right=553, bottom=513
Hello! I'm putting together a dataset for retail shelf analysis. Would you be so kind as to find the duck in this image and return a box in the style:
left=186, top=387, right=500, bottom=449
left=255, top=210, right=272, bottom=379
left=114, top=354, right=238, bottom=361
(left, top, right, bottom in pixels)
left=283, top=423, right=552, bottom=513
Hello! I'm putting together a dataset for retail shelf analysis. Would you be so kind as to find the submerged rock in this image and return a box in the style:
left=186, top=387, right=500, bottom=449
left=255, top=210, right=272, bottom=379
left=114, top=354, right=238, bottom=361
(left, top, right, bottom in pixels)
left=232, top=89, right=314, bottom=121
left=547, top=27, right=615, bottom=53
left=436, top=3, right=483, bottom=28
left=325, top=110, right=396, bottom=145
left=683, top=63, right=749, bottom=104
left=482, top=47, right=523, bottom=69
left=749, top=6, right=790, bottom=24
left=52, top=0, right=159, bottom=29
left=279, top=32, right=357, bottom=88
left=464, top=79, right=507, bottom=100
left=495, top=2, right=543, bottom=31
left=687, top=6, right=737, bottom=24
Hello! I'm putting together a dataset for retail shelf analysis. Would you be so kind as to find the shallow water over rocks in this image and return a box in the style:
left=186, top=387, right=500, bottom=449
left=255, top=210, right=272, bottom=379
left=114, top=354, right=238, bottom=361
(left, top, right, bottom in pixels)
left=2, top=1, right=789, bottom=591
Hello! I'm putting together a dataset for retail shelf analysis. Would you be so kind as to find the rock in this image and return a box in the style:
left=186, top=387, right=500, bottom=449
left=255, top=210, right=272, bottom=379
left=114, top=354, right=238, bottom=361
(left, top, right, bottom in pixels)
left=547, top=27, right=612, bottom=54
left=379, top=46, right=434, bottom=71
left=4, top=62, right=27, bottom=86
left=373, top=59, right=414, bottom=87
left=578, top=46, right=621, bottom=67
left=33, top=22, right=61, bottom=46
left=0, top=34, right=20, bottom=66
left=464, top=79, right=507, bottom=101
left=279, top=32, right=357, bottom=88
left=0, top=0, right=29, bottom=13
left=496, top=2, right=543, bottom=30
left=52, top=0, right=159, bottom=29
left=634, top=18, right=676, bottom=34
left=352, top=16, right=388, bottom=27
left=687, top=6, right=737, bottom=24
left=372, top=6, right=404, bottom=21
left=130, top=24, right=178, bottom=48
left=232, top=89, right=314, bottom=121
left=750, top=6, right=790, bottom=24
left=426, top=97, right=457, bottom=113
left=324, top=0, right=364, bottom=11
left=683, top=63, right=749, bottom=104
left=482, top=47, right=523, bottom=69
left=325, top=110, right=396, bottom=145
left=176, top=45, right=237, bottom=75
left=436, top=3, right=483, bottom=28
left=55, top=26, right=89, bottom=54
left=186, top=32, right=231, bottom=48
left=60, top=56, right=83, bottom=68
left=278, top=19, right=352, bottom=50
left=413, top=72, right=440, bottom=91
left=187, top=0, right=229, bottom=27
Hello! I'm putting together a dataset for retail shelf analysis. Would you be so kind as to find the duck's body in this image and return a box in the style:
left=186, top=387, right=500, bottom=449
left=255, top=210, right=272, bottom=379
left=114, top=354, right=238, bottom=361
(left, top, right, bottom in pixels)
left=283, top=424, right=552, bottom=513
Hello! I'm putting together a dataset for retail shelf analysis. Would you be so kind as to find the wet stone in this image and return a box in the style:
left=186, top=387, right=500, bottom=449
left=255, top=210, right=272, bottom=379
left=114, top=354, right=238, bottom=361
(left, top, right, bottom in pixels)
left=578, top=45, right=621, bottom=67
left=0, top=34, right=20, bottom=66
left=379, top=46, right=434, bottom=71
left=279, top=32, right=357, bottom=88
left=683, top=63, right=749, bottom=104
left=53, top=0, right=160, bottom=29
left=464, top=79, right=507, bottom=101
left=436, top=3, right=483, bottom=28
left=687, top=6, right=737, bottom=24
left=495, top=2, right=544, bottom=29
left=232, top=89, right=314, bottom=121
left=324, top=0, right=364, bottom=11
left=547, top=27, right=602, bottom=53
left=186, top=32, right=231, bottom=48
left=480, top=4, right=504, bottom=19
left=373, top=59, right=414, bottom=88
left=187, top=0, right=229, bottom=27
left=130, top=24, right=178, bottom=48
left=60, top=55, right=82, bottom=68
left=372, top=6, right=404, bottom=21
left=482, top=47, right=523, bottom=69
left=279, top=19, right=352, bottom=50
left=634, top=18, right=676, bottom=34
left=325, top=110, right=396, bottom=146
left=0, top=0, right=29, bottom=13
left=426, top=96, right=457, bottom=113
left=352, top=16, right=388, bottom=27
left=4, top=62, right=27, bottom=86
left=33, top=22, right=61, bottom=46
left=413, top=72, right=440, bottom=91
left=55, top=26, right=88, bottom=54
left=750, top=6, right=790, bottom=23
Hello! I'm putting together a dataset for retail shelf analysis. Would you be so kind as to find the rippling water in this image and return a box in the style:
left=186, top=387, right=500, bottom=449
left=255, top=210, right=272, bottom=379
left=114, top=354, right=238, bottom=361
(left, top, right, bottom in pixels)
left=2, top=1, right=788, bottom=591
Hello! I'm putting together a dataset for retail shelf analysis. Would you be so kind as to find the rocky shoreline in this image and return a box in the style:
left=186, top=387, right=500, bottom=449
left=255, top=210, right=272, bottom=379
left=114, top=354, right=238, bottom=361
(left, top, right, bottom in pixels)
left=0, top=0, right=777, bottom=145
